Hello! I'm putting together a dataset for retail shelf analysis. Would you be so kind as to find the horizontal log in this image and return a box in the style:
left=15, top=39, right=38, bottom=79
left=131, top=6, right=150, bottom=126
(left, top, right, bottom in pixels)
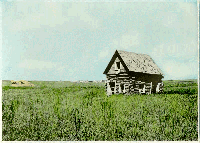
left=145, top=83, right=152, bottom=85
left=135, top=82, right=141, bottom=84
left=118, top=73, right=129, bottom=75
left=108, top=77, right=116, bottom=79
left=123, top=82, right=130, bottom=84
left=134, top=91, right=140, bottom=93
left=108, top=75, right=117, bottom=77
left=118, top=77, right=130, bottom=79
left=145, top=86, right=151, bottom=88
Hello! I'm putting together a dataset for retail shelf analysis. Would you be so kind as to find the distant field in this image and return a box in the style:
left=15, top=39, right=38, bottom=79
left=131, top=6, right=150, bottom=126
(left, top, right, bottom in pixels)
left=2, top=79, right=198, bottom=141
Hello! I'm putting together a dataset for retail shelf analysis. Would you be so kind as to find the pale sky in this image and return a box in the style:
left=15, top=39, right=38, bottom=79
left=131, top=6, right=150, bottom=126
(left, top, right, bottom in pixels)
left=2, top=0, right=198, bottom=81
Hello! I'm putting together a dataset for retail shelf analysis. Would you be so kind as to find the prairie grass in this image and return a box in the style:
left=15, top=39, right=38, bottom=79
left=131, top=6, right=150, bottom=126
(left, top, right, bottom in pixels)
left=2, top=80, right=198, bottom=141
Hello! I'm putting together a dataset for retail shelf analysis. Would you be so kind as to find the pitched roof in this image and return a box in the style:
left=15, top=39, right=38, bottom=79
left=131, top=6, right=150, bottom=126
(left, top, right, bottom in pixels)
left=103, top=50, right=163, bottom=75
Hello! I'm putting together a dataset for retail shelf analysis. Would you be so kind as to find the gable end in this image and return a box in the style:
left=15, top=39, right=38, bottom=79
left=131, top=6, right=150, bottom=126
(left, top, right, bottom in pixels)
left=103, top=50, right=129, bottom=74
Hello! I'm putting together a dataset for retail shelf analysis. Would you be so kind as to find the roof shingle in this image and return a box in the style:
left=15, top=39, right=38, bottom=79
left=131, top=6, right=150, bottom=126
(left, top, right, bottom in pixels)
left=117, top=50, right=163, bottom=75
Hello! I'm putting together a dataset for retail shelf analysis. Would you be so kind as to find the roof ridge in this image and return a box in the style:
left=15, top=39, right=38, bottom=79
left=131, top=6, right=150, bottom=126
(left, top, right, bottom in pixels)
left=117, top=49, right=148, bottom=56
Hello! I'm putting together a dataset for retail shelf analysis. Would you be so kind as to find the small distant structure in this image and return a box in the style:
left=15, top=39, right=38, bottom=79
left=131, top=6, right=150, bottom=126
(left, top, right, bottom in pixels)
left=100, top=80, right=106, bottom=83
left=103, top=50, right=164, bottom=95
left=76, top=80, right=106, bottom=83
left=78, top=80, right=89, bottom=83
left=11, top=80, right=35, bottom=87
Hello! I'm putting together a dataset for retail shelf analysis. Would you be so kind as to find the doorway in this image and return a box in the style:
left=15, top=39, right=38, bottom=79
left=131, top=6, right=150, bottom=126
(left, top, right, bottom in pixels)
left=109, top=82, right=115, bottom=94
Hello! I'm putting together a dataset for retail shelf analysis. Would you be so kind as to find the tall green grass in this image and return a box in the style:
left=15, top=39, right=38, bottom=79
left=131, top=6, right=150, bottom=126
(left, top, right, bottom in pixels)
left=2, top=80, right=198, bottom=141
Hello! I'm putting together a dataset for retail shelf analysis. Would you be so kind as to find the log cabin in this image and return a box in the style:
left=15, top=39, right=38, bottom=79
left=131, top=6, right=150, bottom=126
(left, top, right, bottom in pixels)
left=103, top=50, right=164, bottom=95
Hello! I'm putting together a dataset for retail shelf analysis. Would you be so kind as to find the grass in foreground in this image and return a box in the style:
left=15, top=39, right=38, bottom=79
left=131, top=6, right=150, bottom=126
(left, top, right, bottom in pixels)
left=2, top=80, right=198, bottom=141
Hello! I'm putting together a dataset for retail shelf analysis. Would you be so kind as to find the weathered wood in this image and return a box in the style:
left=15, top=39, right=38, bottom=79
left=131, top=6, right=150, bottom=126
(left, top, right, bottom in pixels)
left=118, top=74, right=129, bottom=76
left=118, top=77, right=130, bottom=80
left=106, top=73, right=159, bottom=95
left=107, top=74, right=117, bottom=76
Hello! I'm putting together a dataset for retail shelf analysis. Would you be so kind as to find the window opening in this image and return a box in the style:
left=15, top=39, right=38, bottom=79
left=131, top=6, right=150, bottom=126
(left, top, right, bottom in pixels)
left=116, top=62, right=120, bottom=69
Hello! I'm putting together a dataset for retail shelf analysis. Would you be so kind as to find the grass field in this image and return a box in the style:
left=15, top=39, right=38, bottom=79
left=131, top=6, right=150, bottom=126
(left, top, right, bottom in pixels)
left=2, top=79, right=198, bottom=141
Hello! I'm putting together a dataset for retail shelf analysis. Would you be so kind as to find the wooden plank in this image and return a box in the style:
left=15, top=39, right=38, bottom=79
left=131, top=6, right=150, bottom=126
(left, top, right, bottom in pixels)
left=118, top=77, right=129, bottom=79
left=124, top=81, right=130, bottom=83
left=145, top=86, right=151, bottom=88
left=108, top=75, right=117, bottom=77
left=145, top=83, right=152, bottom=85
left=118, top=72, right=129, bottom=75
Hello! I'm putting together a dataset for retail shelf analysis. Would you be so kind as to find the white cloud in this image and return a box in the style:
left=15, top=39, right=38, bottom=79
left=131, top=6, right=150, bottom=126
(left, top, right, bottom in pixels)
left=5, top=2, right=64, bottom=31
left=98, top=47, right=110, bottom=59
left=18, top=59, right=65, bottom=70
left=65, top=4, right=100, bottom=29
left=162, top=12, right=179, bottom=27
left=149, top=39, right=197, bottom=80
left=111, top=31, right=141, bottom=49
left=162, top=2, right=197, bottom=30
left=150, top=39, right=197, bottom=61
left=5, top=2, right=100, bottom=32
left=164, top=60, right=197, bottom=80
left=178, top=2, right=197, bottom=18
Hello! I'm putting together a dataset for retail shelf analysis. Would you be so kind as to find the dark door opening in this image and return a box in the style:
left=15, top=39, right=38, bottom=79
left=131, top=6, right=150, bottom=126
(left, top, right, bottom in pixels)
left=109, top=82, right=115, bottom=94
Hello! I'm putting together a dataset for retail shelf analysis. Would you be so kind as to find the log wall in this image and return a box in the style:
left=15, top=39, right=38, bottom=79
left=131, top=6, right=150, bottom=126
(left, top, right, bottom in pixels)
left=105, top=72, right=163, bottom=95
